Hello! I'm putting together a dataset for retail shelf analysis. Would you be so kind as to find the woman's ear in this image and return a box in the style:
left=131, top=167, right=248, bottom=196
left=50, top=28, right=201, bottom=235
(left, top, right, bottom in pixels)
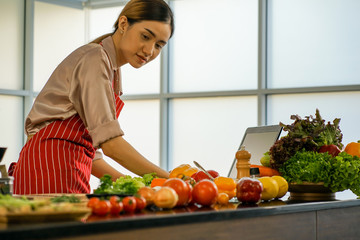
left=118, top=16, right=128, bottom=34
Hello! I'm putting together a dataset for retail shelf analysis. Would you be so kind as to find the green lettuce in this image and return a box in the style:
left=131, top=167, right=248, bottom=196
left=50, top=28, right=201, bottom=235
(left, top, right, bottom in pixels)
left=279, top=150, right=360, bottom=196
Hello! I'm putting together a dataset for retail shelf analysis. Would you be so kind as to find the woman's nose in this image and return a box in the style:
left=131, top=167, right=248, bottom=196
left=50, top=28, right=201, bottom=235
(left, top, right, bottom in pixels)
left=143, top=43, right=154, bottom=57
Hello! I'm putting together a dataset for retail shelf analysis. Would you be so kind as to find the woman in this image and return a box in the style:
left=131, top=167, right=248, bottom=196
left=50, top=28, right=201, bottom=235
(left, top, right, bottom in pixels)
left=12, top=0, right=174, bottom=194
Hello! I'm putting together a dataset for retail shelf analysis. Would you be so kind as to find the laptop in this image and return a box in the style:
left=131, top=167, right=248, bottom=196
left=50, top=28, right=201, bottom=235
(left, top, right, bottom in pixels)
left=227, top=125, right=283, bottom=179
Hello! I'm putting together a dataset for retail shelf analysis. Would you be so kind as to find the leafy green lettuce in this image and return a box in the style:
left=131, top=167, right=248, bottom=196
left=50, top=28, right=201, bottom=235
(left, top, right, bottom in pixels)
left=279, top=150, right=360, bottom=196
left=94, top=173, right=157, bottom=195
left=331, top=152, right=360, bottom=195
left=279, top=150, right=333, bottom=185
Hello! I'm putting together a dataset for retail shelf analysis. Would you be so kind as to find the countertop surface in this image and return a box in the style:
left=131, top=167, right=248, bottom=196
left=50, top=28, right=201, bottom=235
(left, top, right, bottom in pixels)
left=0, top=191, right=359, bottom=239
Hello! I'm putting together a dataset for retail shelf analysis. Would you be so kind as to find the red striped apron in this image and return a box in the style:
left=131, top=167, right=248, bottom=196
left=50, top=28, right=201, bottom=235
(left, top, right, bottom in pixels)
left=13, top=86, right=124, bottom=195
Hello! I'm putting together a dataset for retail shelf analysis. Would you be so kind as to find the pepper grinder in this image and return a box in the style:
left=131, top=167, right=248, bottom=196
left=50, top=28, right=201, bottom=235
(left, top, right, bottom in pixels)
left=235, top=145, right=251, bottom=180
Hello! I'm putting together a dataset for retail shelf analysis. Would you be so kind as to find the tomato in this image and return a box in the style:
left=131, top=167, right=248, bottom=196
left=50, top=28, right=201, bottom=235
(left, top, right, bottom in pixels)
left=135, top=196, right=147, bottom=211
left=110, top=201, right=123, bottom=215
left=122, top=196, right=137, bottom=213
left=192, top=179, right=218, bottom=207
left=217, top=192, right=230, bottom=205
left=163, top=178, right=192, bottom=207
left=153, top=186, right=178, bottom=209
left=93, top=200, right=110, bottom=216
left=87, top=197, right=100, bottom=210
left=109, top=195, right=120, bottom=206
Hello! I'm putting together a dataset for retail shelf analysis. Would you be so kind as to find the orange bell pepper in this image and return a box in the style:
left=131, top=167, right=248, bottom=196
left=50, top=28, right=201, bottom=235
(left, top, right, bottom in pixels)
left=182, top=167, right=199, bottom=177
left=213, top=176, right=237, bottom=199
left=344, top=141, right=360, bottom=157
left=150, top=178, right=167, bottom=188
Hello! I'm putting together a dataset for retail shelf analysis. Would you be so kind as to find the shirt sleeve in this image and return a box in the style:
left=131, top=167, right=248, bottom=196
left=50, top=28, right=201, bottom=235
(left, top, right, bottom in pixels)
left=69, top=46, right=124, bottom=148
left=93, top=150, right=103, bottom=161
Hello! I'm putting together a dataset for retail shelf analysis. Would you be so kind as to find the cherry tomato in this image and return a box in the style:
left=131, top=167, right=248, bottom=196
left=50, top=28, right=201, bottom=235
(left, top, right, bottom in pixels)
left=87, top=197, right=100, bottom=210
left=217, top=192, right=230, bottom=205
left=110, top=201, right=124, bottom=215
left=108, top=195, right=123, bottom=215
left=109, top=195, right=120, bottom=206
left=163, top=178, right=192, bottom=207
left=93, top=200, right=110, bottom=216
left=192, top=179, right=218, bottom=207
left=135, top=196, right=147, bottom=211
left=122, top=196, right=137, bottom=213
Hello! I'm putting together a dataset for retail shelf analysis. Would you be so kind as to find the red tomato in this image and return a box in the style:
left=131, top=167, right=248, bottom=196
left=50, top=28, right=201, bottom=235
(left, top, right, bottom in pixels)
left=192, top=179, right=218, bottom=206
left=135, top=196, right=147, bottom=211
left=93, top=200, right=110, bottom=216
left=163, top=178, right=192, bottom=207
left=110, top=201, right=123, bottom=215
left=122, top=196, right=137, bottom=213
left=109, top=195, right=120, bottom=206
left=87, top=197, right=100, bottom=210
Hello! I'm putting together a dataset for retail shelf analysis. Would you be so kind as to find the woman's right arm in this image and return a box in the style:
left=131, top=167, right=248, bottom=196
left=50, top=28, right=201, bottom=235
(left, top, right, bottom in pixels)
left=100, top=136, right=170, bottom=178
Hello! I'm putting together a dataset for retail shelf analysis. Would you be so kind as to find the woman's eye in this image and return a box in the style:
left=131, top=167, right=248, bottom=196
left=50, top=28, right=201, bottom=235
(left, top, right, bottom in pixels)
left=155, top=43, right=163, bottom=50
left=141, top=34, right=150, bottom=40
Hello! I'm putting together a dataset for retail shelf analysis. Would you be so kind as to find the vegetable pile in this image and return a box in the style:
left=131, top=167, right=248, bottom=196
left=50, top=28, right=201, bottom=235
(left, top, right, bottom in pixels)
left=94, top=173, right=157, bottom=195
left=269, top=109, right=360, bottom=196
left=269, top=109, right=343, bottom=170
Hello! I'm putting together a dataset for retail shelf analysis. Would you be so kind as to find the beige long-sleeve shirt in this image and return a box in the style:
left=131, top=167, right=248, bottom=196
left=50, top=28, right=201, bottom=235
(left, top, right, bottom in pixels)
left=25, top=36, right=124, bottom=159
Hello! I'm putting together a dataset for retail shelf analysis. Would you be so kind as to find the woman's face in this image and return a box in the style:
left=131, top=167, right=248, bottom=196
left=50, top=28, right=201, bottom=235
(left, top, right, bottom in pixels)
left=117, top=18, right=172, bottom=68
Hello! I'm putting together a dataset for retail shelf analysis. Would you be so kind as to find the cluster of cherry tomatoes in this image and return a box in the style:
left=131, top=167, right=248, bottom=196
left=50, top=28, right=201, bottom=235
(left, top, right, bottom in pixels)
left=87, top=195, right=147, bottom=216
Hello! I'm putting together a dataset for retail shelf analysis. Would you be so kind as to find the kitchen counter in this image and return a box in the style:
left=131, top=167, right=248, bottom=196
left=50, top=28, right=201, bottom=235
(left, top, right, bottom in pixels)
left=0, top=192, right=359, bottom=240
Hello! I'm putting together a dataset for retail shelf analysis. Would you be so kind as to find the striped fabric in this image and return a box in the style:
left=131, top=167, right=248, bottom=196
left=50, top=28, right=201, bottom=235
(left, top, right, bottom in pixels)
left=13, top=94, right=124, bottom=194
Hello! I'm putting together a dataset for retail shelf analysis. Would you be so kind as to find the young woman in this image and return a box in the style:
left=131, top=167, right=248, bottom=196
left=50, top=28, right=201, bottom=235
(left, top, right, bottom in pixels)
left=12, top=0, right=174, bottom=194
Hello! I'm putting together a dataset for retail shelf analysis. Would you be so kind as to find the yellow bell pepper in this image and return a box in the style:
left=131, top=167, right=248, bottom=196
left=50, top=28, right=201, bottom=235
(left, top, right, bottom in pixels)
left=213, top=176, right=237, bottom=199
left=169, top=164, right=199, bottom=179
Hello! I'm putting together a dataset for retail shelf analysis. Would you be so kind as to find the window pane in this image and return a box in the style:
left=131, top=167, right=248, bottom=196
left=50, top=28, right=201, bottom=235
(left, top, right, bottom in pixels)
left=89, top=7, right=122, bottom=41
left=0, top=0, right=24, bottom=90
left=268, top=0, right=360, bottom=88
left=96, top=99, right=160, bottom=177
left=89, top=6, right=160, bottom=95
left=33, top=1, right=85, bottom=92
left=0, top=96, right=23, bottom=170
left=169, top=96, right=257, bottom=176
left=170, top=0, right=258, bottom=92
left=267, top=92, right=360, bottom=146
left=267, top=91, right=360, bottom=199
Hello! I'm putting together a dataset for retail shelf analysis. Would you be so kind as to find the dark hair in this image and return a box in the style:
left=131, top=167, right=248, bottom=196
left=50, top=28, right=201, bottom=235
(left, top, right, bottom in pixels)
left=114, top=0, right=174, bottom=37
left=91, top=0, right=174, bottom=43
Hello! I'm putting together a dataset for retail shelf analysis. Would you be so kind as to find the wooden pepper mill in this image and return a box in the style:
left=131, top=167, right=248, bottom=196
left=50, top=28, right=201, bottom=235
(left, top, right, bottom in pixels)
left=235, top=145, right=251, bottom=180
